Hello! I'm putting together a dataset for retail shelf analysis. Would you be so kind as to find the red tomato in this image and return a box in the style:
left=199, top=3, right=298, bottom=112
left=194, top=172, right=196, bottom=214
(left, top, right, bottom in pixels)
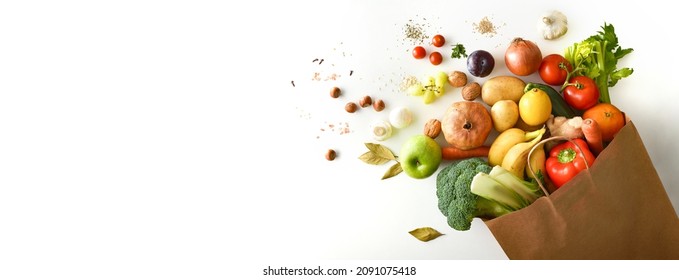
left=538, top=54, right=573, bottom=86
left=429, top=51, right=442, bottom=65
left=412, top=46, right=426, bottom=59
left=563, top=76, right=600, bottom=111
left=432, top=34, right=445, bottom=47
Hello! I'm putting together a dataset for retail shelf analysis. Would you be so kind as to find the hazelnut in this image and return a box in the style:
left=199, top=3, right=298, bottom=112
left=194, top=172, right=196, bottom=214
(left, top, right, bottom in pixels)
left=423, top=119, right=442, bottom=139
left=461, top=82, right=482, bottom=101
left=359, top=95, right=373, bottom=107
left=330, top=87, right=341, bottom=98
left=345, top=102, right=358, bottom=113
left=372, top=99, right=385, bottom=112
left=448, top=71, right=468, bottom=87
left=325, top=149, right=337, bottom=161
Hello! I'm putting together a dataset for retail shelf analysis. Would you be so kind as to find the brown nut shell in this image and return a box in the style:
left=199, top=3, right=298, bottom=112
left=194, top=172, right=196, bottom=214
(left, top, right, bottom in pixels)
left=359, top=95, right=373, bottom=107
left=423, top=119, right=442, bottom=139
left=448, top=71, right=468, bottom=87
left=330, top=87, right=341, bottom=98
left=325, top=149, right=337, bottom=161
left=372, top=99, right=385, bottom=112
left=461, top=82, right=482, bottom=101
left=345, top=102, right=358, bottom=113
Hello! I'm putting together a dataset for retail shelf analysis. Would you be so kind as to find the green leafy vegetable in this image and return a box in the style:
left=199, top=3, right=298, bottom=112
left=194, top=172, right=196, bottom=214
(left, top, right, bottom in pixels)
left=564, top=22, right=634, bottom=103
left=409, top=227, right=443, bottom=242
left=450, top=44, right=468, bottom=59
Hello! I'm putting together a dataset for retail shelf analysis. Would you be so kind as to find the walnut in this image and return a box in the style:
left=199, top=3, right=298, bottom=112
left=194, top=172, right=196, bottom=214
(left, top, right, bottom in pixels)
left=448, top=71, right=468, bottom=87
left=461, top=82, right=481, bottom=101
left=423, top=119, right=442, bottom=139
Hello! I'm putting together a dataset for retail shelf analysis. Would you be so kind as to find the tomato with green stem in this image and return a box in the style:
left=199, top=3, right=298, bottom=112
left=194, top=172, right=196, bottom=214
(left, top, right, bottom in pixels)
left=538, top=54, right=572, bottom=86
left=563, top=75, right=600, bottom=111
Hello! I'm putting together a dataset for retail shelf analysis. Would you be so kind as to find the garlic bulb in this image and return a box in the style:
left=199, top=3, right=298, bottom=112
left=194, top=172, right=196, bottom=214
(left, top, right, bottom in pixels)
left=369, top=120, right=393, bottom=141
left=389, top=106, right=413, bottom=129
left=537, top=11, right=568, bottom=40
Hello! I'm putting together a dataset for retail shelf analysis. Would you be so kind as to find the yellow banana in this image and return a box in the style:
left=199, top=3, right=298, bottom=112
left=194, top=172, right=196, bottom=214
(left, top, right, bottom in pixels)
left=488, top=127, right=544, bottom=166
left=526, top=142, right=546, bottom=181
left=501, top=128, right=546, bottom=178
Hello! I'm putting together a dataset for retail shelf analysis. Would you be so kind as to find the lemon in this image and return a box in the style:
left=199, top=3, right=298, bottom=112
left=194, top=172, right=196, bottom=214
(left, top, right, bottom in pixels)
left=518, top=88, right=552, bottom=126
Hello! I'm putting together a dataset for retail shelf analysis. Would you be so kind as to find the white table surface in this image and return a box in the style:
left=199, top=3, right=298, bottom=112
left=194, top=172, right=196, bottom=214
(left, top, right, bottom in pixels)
left=2, top=0, right=677, bottom=278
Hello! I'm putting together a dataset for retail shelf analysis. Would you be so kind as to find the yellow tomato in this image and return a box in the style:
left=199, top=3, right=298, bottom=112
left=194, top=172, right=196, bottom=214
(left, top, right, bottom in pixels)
left=518, top=88, right=552, bottom=126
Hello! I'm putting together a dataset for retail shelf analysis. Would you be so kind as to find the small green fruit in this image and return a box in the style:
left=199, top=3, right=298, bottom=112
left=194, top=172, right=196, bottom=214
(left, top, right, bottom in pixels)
left=399, top=135, right=442, bottom=179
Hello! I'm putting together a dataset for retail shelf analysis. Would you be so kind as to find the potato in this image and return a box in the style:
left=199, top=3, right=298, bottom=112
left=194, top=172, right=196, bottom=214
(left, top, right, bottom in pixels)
left=490, top=100, right=519, bottom=132
left=481, top=76, right=526, bottom=106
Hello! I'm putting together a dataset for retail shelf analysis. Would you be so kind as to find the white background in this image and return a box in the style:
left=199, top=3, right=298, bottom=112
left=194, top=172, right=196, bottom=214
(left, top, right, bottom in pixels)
left=1, top=0, right=678, bottom=279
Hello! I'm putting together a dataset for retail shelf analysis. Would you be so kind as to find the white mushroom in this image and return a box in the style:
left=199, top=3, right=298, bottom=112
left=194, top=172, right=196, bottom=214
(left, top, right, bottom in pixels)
left=369, top=120, right=393, bottom=141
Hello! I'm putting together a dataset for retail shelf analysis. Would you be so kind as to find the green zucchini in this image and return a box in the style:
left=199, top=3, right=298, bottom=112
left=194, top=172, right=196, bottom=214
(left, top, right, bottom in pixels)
left=524, top=83, right=575, bottom=118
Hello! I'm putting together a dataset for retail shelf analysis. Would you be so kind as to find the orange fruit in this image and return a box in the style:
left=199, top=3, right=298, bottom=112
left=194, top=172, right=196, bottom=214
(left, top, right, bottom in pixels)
left=582, top=103, right=626, bottom=142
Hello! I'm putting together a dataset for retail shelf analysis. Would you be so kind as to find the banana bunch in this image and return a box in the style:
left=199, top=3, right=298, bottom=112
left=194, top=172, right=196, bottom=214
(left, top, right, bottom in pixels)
left=488, top=127, right=546, bottom=178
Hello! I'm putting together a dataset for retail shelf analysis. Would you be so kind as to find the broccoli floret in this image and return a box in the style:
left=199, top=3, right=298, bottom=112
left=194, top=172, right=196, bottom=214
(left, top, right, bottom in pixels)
left=436, top=158, right=490, bottom=215
left=436, top=159, right=544, bottom=231
left=436, top=158, right=508, bottom=231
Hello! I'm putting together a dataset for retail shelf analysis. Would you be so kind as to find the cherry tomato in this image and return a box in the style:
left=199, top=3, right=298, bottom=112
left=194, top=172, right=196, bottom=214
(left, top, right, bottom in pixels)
left=429, top=51, right=443, bottom=65
left=432, top=34, right=445, bottom=47
left=412, top=46, right=426, bottom=59
left=563, top=76, right=600, bottom=111
left=538, top=54, right=573, bottom=86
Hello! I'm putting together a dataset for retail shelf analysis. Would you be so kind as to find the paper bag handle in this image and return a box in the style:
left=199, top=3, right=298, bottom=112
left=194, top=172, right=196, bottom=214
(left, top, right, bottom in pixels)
left=527, top=136, right=591, bottom=197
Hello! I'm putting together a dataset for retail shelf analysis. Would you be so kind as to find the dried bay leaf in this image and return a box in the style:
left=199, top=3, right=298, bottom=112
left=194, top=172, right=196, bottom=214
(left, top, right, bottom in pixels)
left=381, top=162, right=403, bottom=180
left=364, top=143, right=396, bottom=160
left=358, top=151, right=392, bottom=165
left=409, top=227, right=443, bottom=242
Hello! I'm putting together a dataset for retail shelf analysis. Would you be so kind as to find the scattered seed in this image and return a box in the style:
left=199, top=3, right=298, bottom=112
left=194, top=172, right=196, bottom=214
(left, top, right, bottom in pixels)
left=291, top=80, right=295, bottom=87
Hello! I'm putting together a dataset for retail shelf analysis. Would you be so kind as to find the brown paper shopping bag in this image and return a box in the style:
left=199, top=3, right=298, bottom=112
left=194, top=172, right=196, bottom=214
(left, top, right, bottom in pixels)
left=485, top=121, right=679, bottom=259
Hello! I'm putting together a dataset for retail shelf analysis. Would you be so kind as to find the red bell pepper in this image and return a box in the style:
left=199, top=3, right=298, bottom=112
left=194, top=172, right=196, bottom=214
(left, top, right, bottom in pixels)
left=546, top=138, right=596, bottom=188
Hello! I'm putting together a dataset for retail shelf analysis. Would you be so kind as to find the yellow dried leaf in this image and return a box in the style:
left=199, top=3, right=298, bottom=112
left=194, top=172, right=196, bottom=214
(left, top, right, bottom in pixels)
left=358, top=151, right=392, bottom=165
left=409, top=227, right=443, bottom=242
left=364, top=143, right=396, bottom=160
left=381, top=162, right=403, bottom=180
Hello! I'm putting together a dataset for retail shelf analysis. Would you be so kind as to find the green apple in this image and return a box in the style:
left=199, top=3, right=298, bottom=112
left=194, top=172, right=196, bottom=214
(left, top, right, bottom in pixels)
left=399, top=134, right=442, bottom=179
